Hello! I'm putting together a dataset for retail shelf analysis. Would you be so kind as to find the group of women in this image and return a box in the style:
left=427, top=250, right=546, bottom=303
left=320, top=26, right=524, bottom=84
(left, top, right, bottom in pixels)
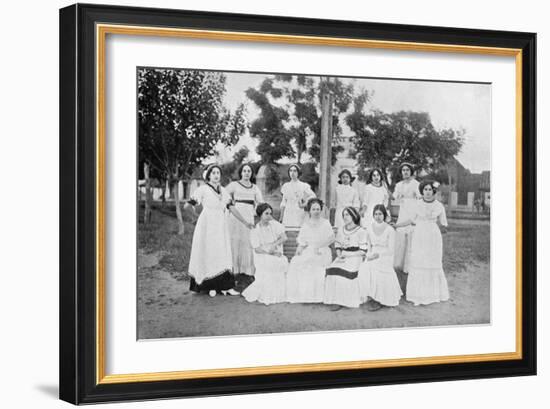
left=185, top=161, right=450, bottom=311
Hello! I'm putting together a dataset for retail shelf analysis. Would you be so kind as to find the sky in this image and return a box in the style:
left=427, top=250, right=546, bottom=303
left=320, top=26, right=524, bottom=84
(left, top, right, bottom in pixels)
left=219, top=71, right=491, bottom=173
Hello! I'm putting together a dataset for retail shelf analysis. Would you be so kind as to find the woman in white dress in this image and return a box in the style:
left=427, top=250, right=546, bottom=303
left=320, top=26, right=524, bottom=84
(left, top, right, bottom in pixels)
left=186, top=165, right=254, bottom=297
left=286, top=198, right=335, bottom=303
left=324, top=207, right=367, bottom=310
left=279, top=164, right=316, bottom=228
left=334, top=169, right=360, bottom=229
left=359, top=204, right=402, bottom=311
left=242, top=203, right=289, bottom=305
left=392, top=162, right=420, bottom=274
left=394, top=180, right=450, bottom=306
left=226, top=164, right=264, bottom=277
left=361, top=168, right=390, bottom=227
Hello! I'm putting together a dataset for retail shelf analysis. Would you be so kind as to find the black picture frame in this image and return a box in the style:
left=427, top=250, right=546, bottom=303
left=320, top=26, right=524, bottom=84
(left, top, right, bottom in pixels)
left=59, top=3, right=536, bottom=405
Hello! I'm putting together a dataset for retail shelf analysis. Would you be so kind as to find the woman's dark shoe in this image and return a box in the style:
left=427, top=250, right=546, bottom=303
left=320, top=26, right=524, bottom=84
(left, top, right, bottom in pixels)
left=222, top=289, right=240, bottom=296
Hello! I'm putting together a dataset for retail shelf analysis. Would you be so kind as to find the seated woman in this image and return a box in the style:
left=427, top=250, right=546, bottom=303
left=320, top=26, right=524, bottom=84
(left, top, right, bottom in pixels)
left=324, top=207, right=367, bottom=310
left=242, top=203, right=289, bottom=305
left=358, top=204, right=403, bottom=311
left=286, top=198, right=335, bottom=303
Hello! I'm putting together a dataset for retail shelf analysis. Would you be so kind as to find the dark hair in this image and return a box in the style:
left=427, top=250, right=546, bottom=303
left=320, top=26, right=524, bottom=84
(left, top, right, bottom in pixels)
left=342, top=206, right=361, bottom=226
left=337, top=169, right=355, bottom=184
left=398, top=162, right=415, bottom=176
left=372, top=204, right=388, bottom=220
left=419, top=180, right=438, bottom=195
left=305, top=197, right=324, bottom=212
left=237, top=163, right=256, bottom=184
left=255, top=202, right=273, bottom=218
left=204, top=165, right=222, bottom=182
left=367, top=168, right=386, bottom=185
left=287, top=164, right=301, bottom=178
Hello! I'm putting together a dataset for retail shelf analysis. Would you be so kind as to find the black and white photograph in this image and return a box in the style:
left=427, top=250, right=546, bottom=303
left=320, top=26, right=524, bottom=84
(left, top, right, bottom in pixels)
left=2, top=0, right=543, bottom=406
left=137, top=67, right=491, bottom=339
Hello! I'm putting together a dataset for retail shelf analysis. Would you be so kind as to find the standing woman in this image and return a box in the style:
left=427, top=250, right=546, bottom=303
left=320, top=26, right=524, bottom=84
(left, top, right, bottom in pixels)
left=286, top=198, right=335, bottom=303
left=324, top=207, right=367, bottom=310
left=242, top=203, right=288, bottom=305
left=361, top=168, right=390, bottom=227
left=394, top=180, right=449, bottom=305
left=334, top=169, right=360, bottom=229
left=225, top=164, right=264, bottom=277
left=392, top=162, right=420, bottom=273
left=279, top=164, right=316, bottom=228
left=186, top=165, right=253, bottom=297
left=358, top=205, right=402, bottom=311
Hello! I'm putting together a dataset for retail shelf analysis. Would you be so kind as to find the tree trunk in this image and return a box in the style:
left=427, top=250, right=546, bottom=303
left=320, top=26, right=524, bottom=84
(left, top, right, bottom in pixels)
left=161, top=179, right=167, bottom=208
left=173, top=179, right=185, bottom=235
left=144, top=162, right=152, bottom=224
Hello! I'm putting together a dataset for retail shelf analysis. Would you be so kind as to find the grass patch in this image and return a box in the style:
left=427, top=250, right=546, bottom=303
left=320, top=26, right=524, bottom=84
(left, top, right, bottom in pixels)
left=443, top=223, right=490, bottom=274
left=138, top=203, right=196, bottom=280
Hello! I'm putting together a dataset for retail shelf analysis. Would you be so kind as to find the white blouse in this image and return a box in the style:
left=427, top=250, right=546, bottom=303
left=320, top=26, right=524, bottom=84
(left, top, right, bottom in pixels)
left=412, top=200, right=448, bottom=226
left=225, top=181, right=263, bottom=205
left=190, top=183, right=232, bottom=211
left=250, top=220, right=286, bottom=253
left=280, top=180, right=316, bottom=209
left=336, top=184, right=360, bottom=208
left=394, top=179, right=420, bottom=202
left=297, top=218, right=335, bottom=249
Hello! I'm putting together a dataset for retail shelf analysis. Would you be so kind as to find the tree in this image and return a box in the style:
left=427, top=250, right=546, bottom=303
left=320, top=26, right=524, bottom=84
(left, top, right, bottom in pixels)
left=246, top=76, right=369, bottom=167
left=346, top=97, right=464, bottom=187
left=245, top=80, right=294, bottom=194
left=138, top=68, right=246, bottom=234
left=245, top=81, right=295, bottom=164
left=287, top=76, right=357, bottom=165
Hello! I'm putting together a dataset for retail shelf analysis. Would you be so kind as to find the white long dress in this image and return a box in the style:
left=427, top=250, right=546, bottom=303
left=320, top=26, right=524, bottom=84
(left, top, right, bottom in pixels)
left=358, top=223, right=402, bottom=306
left=226, top=181, right=263, bottom=276
left=188, top=184, right=235, bottom=291
left=361, top=183, right=390, bottom=227
left=286, top=218, right=335, bottom=303
left=242, top=220, right=288, bottom=305
left=406, top=200, right=450, bottom=305
left=394, top=179, right=421, bottom=230
left=280, top=180, right=316, bottom=227
left=393, top=178, right=420, bottom=272
left=324, top=226, right=367, bottom=308
left=334, top=184, right=361, bottom=229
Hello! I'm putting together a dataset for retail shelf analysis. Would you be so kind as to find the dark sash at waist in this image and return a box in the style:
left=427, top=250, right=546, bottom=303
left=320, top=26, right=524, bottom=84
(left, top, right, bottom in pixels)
left=326, top=267, right=358, bottom=280
left=334, top=246, right=360, bottom=252
left=234, top=199, right=255, bottom=205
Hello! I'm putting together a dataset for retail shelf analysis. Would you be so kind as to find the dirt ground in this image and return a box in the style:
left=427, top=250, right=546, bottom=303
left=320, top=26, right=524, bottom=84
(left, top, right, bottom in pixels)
left=137, top=221, right=490, bottom=339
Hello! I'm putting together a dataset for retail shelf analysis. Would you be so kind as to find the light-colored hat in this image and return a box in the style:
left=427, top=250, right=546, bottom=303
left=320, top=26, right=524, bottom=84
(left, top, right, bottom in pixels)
left=398, top=162, right=415, bottom=174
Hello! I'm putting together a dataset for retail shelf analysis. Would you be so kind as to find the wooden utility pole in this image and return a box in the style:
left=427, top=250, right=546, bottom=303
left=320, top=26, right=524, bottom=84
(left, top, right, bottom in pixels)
left=319, top=79, right=333, bottom=214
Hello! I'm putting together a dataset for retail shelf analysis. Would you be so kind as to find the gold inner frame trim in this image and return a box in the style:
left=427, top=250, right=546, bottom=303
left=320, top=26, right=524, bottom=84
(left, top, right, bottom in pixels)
left=95, top=23, right=523, bottom=385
